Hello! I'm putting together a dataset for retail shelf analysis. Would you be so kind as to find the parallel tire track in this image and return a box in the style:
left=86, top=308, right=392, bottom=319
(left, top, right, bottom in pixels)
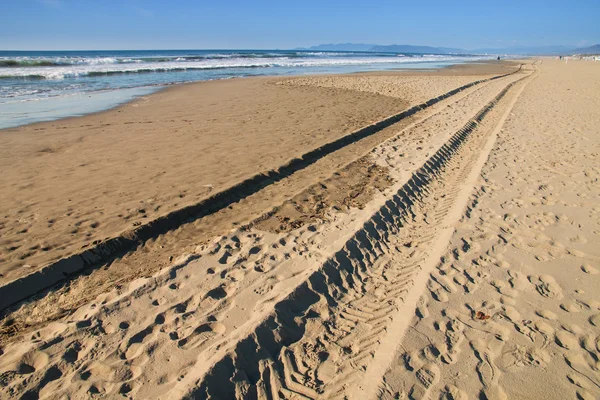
left=0, top=66, right=523, bottom=312
left=186, top=71, right=531, bottom=400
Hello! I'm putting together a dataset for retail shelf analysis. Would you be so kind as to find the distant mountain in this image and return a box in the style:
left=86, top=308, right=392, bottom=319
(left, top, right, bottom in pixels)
left=369, top=44, right=465, bottom=54
left=295, top=43, right=465, bottom=54
left=296, top=43, right=600, bottom=56
left=295, top=43, right=377, bottom=52
left=570, top=44, right=600, bottom=54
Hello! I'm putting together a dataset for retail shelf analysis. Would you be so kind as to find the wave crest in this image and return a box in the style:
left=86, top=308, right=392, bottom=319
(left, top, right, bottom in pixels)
left=0, top=54, right=483, bottom=80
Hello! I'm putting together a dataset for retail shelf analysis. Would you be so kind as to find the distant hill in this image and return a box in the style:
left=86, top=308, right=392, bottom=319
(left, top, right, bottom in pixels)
left=369, top=44, right=465, bottom=54
left=295, top=43, right=377, bottom=52
left=571, top=44, right=600, bottom=54
left=294, top=43, right=464, bottom=54
left=296, top=43, right=600, bottom=56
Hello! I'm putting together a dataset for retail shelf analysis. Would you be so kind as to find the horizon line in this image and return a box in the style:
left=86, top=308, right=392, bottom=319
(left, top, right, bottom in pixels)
left=0, top=43, right=595, bottom=53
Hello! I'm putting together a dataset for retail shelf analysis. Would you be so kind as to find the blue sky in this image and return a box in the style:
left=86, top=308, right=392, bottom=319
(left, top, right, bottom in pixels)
left=1, top=0, right=598, bottom=50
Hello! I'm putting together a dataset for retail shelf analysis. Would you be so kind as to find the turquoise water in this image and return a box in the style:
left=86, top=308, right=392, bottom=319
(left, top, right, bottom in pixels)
left=0, top=50, right=491, bottom=129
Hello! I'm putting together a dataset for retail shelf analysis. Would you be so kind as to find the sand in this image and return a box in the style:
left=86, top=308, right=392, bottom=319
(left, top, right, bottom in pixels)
left=0, top=77, right=409, bottom=283
left=0, top=65, right=511, bottom=285
left=0, top=63, right=516, bottom=308
left=1, top=59, right=598, bottom=399
left=379, top=59, right=600, bottom=400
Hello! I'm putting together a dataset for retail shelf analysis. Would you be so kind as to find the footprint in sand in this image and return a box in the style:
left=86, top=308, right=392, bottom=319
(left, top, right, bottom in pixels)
left=13, top=351, right=50, bottom=375
left=529, top=274, right=563, bottom=299
left=415, top=295, right=430, bottom=319
left=567, top=373, right=591, bottom=391
left=555, top=330, right=579, bottom=350
left=561, top=323, right=584, bottom=335
left=589, top=314, right=600, bottom=327
left=536, top=309, right=558, bottom=320
left=62, top=342, right=83, bottom=363
left=564, top=352, right=600, bottom=393
left=452, top=273, right=470, bottom=291
left=122, top=325, right=157, bottom=360
left=529, top=320, right=555, bottom=348
left=581, top=264, right=599, bottom=275
left=501, top=344, right=551, bottom=369
left=491, top=279, right=518, bottom=298
left=178, top=322, right=226, bottom=350
left=86, top=361, right=142, bottom=384
left=409, top=363, right=440, bottom=399
left=560, top=302, right=583, bottom=313
left=427, top=281, right=449, bottom=303
left=470, top=339, right=507, bottom=400
left=581, top=334, right=599, bottom=358
left=440, top=384, right=468, bottom=400
left=438, top=319, right=464, bottom=364
left=507, top=269, right=528, bottom=290
left=222, top=268, right=246, bottom=283
left=576, top=389, right=595, bottom=400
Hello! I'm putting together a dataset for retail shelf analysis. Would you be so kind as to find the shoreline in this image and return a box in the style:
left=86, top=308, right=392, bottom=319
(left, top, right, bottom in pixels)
left=0, top=59, right=515, bottom=132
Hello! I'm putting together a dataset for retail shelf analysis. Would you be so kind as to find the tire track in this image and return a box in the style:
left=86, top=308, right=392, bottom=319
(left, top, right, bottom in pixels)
left=186, top=69, right=533, bottom=400
left=0, top=66, right=522, bottom=313
left=0, top=68, right=530, bottom=400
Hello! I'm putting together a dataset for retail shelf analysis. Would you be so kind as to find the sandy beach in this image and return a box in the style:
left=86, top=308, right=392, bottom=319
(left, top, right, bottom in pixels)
left=1, top=58, right=599, bottom=400
left=0, top=63, right=508, bottom=285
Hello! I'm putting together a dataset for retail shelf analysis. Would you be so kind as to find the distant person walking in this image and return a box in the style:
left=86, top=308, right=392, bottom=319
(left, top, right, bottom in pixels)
left=497, top=56, right=500, bottom=62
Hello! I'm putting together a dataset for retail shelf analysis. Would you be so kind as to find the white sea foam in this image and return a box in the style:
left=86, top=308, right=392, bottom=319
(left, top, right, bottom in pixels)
left=0, top=50, right=493, bottom=128
left=0, top=55, right=488, bottom=80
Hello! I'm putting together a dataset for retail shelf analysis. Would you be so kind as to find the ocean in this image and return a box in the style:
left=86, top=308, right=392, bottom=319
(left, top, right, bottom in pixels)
left=0, top=50, right=491, bottom=129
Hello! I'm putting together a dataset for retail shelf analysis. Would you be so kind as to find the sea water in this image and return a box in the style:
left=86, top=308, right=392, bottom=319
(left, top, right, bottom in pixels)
left=0, top=50, right=492, bottom=129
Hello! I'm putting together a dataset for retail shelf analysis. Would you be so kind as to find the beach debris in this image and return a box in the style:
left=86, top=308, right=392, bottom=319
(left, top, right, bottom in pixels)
left=475, top=311, right=491, bottom=320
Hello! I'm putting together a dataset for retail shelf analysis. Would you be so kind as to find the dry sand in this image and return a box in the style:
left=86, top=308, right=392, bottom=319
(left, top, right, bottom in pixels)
left=379, top=59, right=600, bottom=400
left=2, top=59, right=597, bottom=400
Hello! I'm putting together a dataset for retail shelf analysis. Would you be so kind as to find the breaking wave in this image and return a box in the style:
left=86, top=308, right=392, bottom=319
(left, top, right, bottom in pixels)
left=0, top=54, right=479, bottom=80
